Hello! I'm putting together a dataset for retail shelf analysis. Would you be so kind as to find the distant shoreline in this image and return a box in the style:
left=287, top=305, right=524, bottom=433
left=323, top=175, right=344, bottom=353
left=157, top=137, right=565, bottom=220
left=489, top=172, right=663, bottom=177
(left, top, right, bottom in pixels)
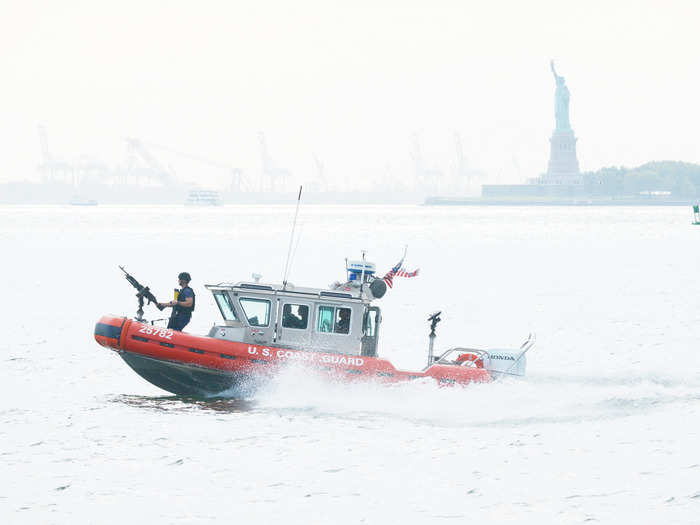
left=0, top=200, right=694, bottom=207
left=424, top=197, right=695, bottom=207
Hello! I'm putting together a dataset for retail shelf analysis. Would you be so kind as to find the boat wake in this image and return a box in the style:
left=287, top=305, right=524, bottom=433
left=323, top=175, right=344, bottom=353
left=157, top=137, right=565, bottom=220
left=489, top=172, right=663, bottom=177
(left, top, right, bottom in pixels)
left=249, top=366, right=700, bottom=428
left=106, top=365, right=699, bottom=430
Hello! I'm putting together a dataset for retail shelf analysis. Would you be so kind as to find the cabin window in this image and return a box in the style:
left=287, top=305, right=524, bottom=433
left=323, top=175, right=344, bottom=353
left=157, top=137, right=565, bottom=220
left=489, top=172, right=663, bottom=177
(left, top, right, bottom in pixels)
left=317, top=305, right=351, bottom=334
left=239, top=298, right=271, bottom=326
left=282, top=304, right=309, bottom=330
left=213, top=292, right=238, bottom=321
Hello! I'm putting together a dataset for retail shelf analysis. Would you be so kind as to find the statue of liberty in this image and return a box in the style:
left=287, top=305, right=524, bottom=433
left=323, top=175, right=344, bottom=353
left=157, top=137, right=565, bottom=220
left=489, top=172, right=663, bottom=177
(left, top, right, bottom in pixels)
left=545, top=59, right=580, bottom=182
left=550, top=60, right=571, bottom=131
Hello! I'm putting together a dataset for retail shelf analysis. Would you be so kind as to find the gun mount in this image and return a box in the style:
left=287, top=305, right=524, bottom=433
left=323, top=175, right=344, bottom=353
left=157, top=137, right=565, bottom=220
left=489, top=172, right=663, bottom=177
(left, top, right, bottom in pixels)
left=426, top=311, right=442, bottom=366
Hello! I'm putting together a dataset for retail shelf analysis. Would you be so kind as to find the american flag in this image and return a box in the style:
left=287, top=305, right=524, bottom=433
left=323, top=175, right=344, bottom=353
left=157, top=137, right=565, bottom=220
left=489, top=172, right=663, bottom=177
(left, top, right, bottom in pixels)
left=382, top=258, right=404, bottom=288
left=396, top=268, right=419, bottom=278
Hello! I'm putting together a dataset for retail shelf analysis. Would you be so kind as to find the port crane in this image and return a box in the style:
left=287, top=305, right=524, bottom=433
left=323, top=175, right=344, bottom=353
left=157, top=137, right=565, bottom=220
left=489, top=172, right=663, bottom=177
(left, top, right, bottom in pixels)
left=37, top=125, right=76, bottom=184
left=259, top=132, right=291, bottom=192
left=125, top=138, right=176, bottom=186
left=143, top=141, right=246, bottom=192
left=411, top=134, right=443, bottom=192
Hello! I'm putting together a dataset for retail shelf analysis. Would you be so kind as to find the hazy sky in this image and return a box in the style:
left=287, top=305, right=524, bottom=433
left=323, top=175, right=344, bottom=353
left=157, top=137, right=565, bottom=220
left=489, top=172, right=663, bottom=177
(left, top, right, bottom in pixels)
left=2, top=0, right=699, bottom=188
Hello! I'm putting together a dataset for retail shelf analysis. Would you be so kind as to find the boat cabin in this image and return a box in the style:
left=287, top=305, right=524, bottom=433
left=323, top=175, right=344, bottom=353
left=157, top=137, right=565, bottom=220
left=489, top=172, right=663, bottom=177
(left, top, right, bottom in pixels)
left=205, top=281, right=382, bottom=357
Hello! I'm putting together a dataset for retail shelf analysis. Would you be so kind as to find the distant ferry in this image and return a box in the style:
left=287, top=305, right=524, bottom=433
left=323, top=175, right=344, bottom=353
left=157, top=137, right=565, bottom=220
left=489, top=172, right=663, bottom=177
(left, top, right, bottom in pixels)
left=185, top=189, right=222, bottom=206
left=70, top=197, right=98, bottom=206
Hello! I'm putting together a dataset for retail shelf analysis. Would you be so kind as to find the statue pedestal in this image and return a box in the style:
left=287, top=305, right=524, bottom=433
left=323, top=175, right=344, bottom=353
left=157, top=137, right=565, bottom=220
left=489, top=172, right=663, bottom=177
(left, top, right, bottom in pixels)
left=542, top=129, right=581, bottom=185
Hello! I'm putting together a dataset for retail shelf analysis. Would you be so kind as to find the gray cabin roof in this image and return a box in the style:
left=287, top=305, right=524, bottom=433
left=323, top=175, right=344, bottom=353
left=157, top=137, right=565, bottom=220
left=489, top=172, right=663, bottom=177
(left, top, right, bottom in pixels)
left=205, top=281, right=368, bottom=303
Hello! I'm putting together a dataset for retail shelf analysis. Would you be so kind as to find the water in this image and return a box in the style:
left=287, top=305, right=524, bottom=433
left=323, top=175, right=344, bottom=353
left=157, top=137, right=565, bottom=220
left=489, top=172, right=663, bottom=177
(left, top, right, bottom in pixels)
left=2, top=204, right=699, bottom=523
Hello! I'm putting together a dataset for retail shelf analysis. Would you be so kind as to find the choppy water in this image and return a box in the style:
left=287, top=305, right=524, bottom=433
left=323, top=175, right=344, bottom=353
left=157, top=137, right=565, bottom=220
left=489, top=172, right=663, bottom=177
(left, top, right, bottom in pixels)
left=2, top=204, right=699, bottom=523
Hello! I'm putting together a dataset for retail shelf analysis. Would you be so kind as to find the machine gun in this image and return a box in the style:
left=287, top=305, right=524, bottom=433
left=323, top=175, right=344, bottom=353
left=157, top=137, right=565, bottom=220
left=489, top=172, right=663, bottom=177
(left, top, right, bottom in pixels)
left=119, top=266, right=164, bottom=321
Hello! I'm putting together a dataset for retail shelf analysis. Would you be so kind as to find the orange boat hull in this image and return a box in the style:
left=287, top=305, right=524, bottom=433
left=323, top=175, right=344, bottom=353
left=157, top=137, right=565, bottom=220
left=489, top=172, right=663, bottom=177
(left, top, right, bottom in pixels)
left=95, top=315, right=492, bottom=396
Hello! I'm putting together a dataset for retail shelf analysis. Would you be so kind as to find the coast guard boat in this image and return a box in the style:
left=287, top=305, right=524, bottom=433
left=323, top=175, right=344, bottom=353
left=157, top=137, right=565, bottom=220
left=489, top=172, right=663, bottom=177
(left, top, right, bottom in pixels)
left=95, top=259, right=534, bottom=397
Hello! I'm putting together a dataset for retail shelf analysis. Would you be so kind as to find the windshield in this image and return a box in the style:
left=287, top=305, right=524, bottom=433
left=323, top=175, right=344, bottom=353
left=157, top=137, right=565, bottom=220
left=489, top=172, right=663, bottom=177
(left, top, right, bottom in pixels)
left=213, top=292, right=238, bottom=321
left=239, top=297, right=271, bottom=326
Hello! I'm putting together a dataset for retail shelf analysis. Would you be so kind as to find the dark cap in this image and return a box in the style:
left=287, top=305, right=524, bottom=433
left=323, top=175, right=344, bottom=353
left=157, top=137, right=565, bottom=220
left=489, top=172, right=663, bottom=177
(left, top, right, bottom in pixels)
left=178, top=272, right=191, bottom=283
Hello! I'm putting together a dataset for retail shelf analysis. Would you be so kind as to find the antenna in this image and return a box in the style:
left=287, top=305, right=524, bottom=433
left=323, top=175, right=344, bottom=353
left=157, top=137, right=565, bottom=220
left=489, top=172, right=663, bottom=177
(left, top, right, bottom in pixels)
left=288, top=221, right=304, bottom=280
left=282, top=186, right=303, bottom=289
left=359, top=250, right=367, bottom=294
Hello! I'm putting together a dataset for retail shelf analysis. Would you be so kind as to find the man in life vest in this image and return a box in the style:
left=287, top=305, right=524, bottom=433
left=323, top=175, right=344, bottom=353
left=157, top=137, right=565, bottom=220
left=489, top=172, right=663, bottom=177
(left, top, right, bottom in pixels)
left=159, top=272, right=195, bottom=331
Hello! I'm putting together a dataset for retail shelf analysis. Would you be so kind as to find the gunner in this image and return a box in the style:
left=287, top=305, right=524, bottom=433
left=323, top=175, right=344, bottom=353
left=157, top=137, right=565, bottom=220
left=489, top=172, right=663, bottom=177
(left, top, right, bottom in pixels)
left=159, top=272, right=195, bottom=331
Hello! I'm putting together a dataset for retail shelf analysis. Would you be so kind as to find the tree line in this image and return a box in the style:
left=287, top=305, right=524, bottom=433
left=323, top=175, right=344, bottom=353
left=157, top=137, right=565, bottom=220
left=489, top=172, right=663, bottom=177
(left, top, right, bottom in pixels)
left=583, top=161, right=700, bottom=198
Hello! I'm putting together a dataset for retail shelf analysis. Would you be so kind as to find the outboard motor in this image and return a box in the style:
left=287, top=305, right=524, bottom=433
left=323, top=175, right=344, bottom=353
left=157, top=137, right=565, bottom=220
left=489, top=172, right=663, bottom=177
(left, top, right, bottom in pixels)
left=483, top=334, right=535, bottom=377
left=483, top=349, right=527, bottom=376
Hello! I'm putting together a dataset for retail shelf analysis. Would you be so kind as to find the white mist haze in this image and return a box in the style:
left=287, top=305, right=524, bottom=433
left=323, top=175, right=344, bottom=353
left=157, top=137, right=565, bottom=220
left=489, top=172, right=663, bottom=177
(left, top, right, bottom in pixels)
left=2, top=0, right=700, bottom=188
left=5, top=204, right=700, bottom=523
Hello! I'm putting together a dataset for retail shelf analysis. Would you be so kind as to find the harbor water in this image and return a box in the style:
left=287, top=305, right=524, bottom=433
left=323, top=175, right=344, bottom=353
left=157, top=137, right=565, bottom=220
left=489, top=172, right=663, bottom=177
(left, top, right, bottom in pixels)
left=2, top=204, right=699, bottom=523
